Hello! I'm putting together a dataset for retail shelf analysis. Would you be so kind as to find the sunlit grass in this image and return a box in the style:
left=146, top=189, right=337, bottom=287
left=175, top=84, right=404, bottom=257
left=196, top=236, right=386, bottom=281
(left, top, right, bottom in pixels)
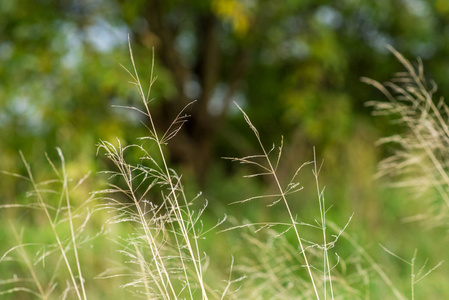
left=0, top=44, right=447, bottom=299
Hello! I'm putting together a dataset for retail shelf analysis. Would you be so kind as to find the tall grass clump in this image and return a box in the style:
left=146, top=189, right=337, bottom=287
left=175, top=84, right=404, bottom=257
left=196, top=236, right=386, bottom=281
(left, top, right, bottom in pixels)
left=363, top=46, right=449, bottom=224
left=0, top=149, right=93, bottom=299
left=222, top=106, right=355, bottom=299
left=94, top=40, right=227, bottom=299
left=361, top=47, right=446, bottom=299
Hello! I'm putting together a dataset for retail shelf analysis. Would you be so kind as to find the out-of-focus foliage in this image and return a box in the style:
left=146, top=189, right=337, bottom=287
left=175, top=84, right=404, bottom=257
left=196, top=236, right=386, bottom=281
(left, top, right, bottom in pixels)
left=2, top=0, right=449, bottom=194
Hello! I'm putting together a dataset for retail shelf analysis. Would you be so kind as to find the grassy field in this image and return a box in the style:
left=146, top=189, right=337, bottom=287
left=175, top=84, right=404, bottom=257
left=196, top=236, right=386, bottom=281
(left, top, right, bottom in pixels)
left=1, top=46, right=448, bottom=299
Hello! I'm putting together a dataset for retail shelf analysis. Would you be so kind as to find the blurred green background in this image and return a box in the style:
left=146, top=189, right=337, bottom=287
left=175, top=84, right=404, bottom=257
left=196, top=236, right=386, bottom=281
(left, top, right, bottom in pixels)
left=2, top=0, right=449, bottom=298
